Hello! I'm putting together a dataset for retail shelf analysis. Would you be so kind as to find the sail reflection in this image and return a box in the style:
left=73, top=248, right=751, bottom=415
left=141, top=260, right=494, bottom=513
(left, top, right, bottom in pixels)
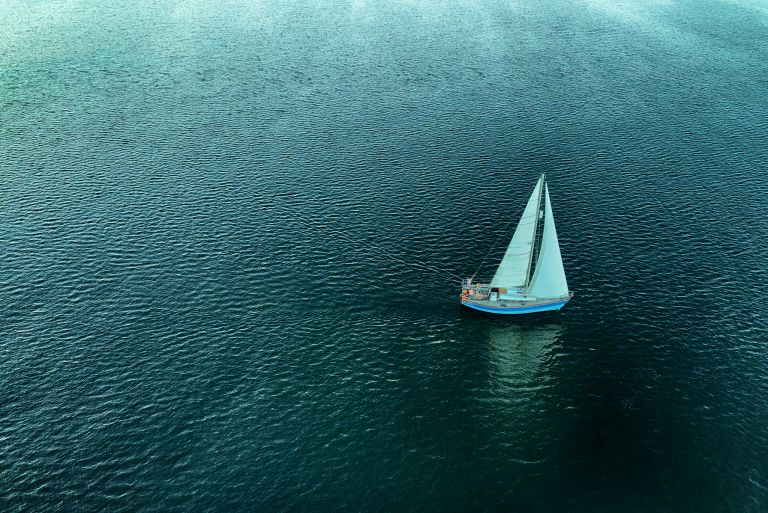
left=486, top=322, right=563, bottom=401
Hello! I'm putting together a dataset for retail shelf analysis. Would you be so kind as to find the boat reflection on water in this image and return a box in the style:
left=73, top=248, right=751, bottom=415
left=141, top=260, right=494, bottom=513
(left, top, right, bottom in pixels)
left=486, top=322, right=563, bottom=403
left=480, top=322, right=564, bottom=466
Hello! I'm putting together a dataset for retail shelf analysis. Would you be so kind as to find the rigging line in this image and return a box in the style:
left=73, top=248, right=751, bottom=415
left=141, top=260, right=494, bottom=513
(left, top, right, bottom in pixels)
left=342, top=229, right=464, bottom=280
left=286, top=208, right=464, bottom=281
left=470, top=213, right=520, bottom=280
left=367, top=248, right=464, bottom=280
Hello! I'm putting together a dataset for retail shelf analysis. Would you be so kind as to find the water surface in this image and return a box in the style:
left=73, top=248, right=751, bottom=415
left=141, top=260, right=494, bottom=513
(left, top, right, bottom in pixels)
left=1, top=0, right=767, bottom=511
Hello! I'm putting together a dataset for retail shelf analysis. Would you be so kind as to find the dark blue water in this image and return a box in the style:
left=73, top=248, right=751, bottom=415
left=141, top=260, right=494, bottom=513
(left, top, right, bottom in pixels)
left=2, top=0, right=767, bottom=511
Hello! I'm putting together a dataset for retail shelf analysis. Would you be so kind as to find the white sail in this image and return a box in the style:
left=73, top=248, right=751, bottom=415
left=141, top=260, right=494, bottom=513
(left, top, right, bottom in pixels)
left=527, top=183, right=569, bottom=298
left=490, top=176, right=543, bottom=289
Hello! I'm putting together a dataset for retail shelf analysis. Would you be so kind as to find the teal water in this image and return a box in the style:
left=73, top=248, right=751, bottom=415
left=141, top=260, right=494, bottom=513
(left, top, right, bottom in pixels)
left=2, top=0, right=767, bottom=511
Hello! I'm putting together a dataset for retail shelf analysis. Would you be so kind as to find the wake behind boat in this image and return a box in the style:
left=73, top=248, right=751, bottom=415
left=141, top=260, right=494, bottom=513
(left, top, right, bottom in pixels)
left=461, top=175, right=573, bottom=314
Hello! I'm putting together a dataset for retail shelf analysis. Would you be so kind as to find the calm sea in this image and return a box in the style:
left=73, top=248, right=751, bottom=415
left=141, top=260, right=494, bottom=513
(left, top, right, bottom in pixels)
left=1, top=0, right=767, bottom=511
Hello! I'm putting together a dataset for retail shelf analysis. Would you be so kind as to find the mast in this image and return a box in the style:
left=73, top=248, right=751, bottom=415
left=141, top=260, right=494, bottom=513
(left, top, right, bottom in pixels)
left=524, top=174, right=545, bottom=288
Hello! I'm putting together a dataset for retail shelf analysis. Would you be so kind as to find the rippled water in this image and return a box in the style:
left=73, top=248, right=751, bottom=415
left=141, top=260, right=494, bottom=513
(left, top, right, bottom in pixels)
left=2, top=0, right=767, bottom=511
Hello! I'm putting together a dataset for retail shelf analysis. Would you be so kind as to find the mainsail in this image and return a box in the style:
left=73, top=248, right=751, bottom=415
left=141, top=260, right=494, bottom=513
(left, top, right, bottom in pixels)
left=526, top=183, right=569, bottom=298
left=490, top=176, right=543, bottom=289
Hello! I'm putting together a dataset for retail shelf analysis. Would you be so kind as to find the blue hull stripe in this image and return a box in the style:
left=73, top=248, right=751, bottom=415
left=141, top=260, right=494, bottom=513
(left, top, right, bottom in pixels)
left=460, top=300, right=568, bottom=315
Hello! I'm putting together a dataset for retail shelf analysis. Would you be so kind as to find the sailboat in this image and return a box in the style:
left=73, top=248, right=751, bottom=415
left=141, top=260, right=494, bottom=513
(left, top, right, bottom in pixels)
left=460, top=174, right=573, bottom=314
